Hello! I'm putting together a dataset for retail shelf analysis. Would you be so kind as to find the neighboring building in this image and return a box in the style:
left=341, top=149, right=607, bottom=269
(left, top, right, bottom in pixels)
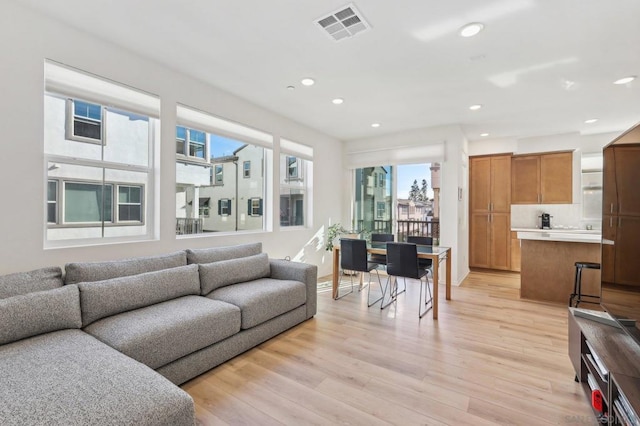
left=396, top=199, right=432, bottom=221
left=430, top=162, right=441, bottom=218
left=354, top=166, right=391, bottom=232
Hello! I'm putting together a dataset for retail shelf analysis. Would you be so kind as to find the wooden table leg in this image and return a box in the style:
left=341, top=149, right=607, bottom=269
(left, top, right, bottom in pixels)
left=432, top=255, right=439, bottom=320
left=332, top=247, right=339, bottom=299
left=446, top=248, right=452, bottom=300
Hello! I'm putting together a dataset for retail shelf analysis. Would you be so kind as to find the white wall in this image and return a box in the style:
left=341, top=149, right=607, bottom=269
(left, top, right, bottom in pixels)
left=0, top=2, right=342, bottom=276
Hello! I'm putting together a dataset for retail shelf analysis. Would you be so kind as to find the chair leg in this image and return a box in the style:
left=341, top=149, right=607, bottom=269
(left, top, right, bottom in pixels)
left=335, top=268, right=354, bottom=300
left=380, top=276, right=399, bottom=309
left=367, top=269, right=386, bottom=307
left=419, top=271, right=434, bottom=319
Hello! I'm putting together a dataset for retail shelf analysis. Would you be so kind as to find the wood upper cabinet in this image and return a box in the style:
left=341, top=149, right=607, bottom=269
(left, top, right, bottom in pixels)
left=615, top=146, right=640, bottom=216
left=603, top=147, right=617, bottom=215
left=470, top=154, right=511, bottom=212
left=469, top=154, right=511, bottom=270
left=511, top=151, right=573, bottom=204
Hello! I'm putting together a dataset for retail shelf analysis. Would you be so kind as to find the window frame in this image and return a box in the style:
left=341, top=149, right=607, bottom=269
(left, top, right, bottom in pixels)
left=62, top=180, right=114, bottom=225
left=376, top=201, right=385, bottom=219
left=243, top=160, right=251, bottom=178
left=286, top=156, right=299, bottom=180
left=219, top=198, right=231, bottom=216
left=213, top=164, right=224, bottom=185
left=249, top=197, right=263, bottom=217
left=117, top=184, right=144, bottom=223
left=65, top=98, right=104, bottom=145
left=47, top=179, right=58, bottom=224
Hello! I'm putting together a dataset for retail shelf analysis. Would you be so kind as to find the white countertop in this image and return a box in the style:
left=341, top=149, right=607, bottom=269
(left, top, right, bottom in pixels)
left=513, top=228, right=602, bottom=244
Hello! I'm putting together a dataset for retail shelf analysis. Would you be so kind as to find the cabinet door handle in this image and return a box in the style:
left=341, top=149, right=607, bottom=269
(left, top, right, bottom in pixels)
left=610, top=217, right=613, bottom=228
left=490, top=203, right=493, bottom=211
left=610, top=203, right=614, bottom=213
left=488, top=203, right=491, bottom=211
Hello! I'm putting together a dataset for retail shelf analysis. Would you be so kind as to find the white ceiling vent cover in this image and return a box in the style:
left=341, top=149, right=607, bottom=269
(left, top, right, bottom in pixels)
left=316, top=3, right=370, bottom=42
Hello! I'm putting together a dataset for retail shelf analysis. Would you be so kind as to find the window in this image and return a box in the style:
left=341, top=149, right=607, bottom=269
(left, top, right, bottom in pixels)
left=214, top=164, right=223, bottom=185
left=218, top=198, right=231, bottom=216
left=378, top=173, right=385, bottom=188
left=64, top=182, right=113, bottom=223
left=353, top=166, right=393, bottom=233
left=374, top=172, right=378, bottom=187
left=199, top=198, right=210, bottom=218
left=279, top=139, right=313, bottom=228
left=176, top=126, right=186, bottom=155
left=249, top=198, right=263, bottom=216
left=176, top=105, right=272, bottom=234
left=68, top=99, right=102, bottom=143
left=286, top=156, right=299, bottom=180
left=47, top=180, right=58, bottom=224
left=377, top=201, right=385, bottom=219
left=45, top=61, right=158, bottom=245
left=118, top=185, right=143, bottom=222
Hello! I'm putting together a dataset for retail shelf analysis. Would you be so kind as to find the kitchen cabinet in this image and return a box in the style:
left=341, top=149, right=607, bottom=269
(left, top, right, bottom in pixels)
left=602, top=147, right=617, bottom=215
left=510, top=231, right=521, bottom=272
left=469, top=154, right=511, bottom=270
left=615, top=146, right=640, bottom=216
left=511, top=151, right=573, bottom=204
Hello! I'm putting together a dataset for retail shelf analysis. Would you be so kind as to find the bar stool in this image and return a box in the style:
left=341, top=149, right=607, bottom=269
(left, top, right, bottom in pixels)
left=569, top=262, right=601, bottom=307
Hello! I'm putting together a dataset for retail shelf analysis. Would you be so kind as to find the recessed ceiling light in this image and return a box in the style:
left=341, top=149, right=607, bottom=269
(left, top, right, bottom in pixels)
left=301, top=78, right=315, bottom=86
left=286, top=85, right=295, bottom=90
left=614, top=76, right=636, bottom=85
left=480, top=133, right=489, bottom=137
left=469, top=104, right=482, bottom=111
left=459, top=22, right=484, bottom=38
left=371, top=123, right=381, bottom=128
left=332, top=98, right=344, bottom=105
left=584, top=118, right=598, bottom=124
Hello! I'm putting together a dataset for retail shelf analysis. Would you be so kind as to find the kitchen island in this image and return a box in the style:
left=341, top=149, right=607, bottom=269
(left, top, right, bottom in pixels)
left=515, top=228, right=601, bottom=304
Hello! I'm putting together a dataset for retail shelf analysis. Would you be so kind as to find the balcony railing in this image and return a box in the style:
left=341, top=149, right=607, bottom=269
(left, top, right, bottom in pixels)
left=176, top=218, right=203, bottom=235
left=397, top=219, right=439, bottom=242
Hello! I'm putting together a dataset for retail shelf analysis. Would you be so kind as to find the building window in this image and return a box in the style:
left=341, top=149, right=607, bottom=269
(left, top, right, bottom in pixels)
left=118, top=185, right=143, bottom=222
left=286, top=156, right=298, bottom=179
left=214, top=164, right=223, bottom=185
left=45, top=61, right=158, bottom=245
left=68, top=99, right=102, bottom=143
left=248, top=198, right=263, bottom=216
left=64, top=182, right=113, bottom=223
left=374, top=172, right=378, bottom=187
left=377, top=201, right=385, bottom=219
left=189, top=129, right=206, bottom=159
left=218, top=198, right=231, bottom=216
left=243, top=161, right=251, bottom=178
left=176, top=126, right=186, bottom=155
left=378, top=173, right=385, bottom=188
left=199, top=198, right=211, bottom=218
left=47, top=180, right=58, bottom=224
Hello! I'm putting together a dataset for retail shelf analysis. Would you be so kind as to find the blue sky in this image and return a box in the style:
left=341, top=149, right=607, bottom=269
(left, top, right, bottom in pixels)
left=396, top=163, right=433, bottom=199
left=210, top=134, right=246, bottom=158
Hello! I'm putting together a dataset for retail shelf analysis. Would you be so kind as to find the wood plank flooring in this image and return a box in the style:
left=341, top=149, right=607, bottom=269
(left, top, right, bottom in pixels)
left=182, top=271, right=594, bottom=425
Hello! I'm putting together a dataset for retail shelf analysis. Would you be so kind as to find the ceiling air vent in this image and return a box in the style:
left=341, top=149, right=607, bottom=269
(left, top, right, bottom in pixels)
left=315, top=3, right=370, bottom=42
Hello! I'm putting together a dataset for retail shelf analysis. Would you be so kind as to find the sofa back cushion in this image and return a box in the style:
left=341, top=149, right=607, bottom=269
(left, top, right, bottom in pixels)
left=199, top=253, right=270, bottom=295
left=186, top=242, right=262, bottom=265
left=78, top=264, right=200, bottom=327
left=64, top=251, right=187, bottom=285
left=0, top=285, right=82, bottom=345
left=0, top=267, right=63, bottom=299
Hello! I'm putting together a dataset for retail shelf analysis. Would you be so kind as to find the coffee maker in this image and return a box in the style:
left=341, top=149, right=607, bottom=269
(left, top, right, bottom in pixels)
left=539, top=213, right=552, bottom=229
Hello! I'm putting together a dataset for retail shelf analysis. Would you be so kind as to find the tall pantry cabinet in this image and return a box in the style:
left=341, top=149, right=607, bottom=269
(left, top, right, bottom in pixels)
left=469, top=154, right=512, bottom=270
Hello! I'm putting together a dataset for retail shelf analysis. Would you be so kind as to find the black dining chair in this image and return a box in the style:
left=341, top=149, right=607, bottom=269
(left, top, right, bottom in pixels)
left=369, top=233, right=394, bottom=267
left=338, top=238, right=385, bottom=305
left=407, top=236, right=433, bottom=270
left=385, top=242, right=433, bottom=318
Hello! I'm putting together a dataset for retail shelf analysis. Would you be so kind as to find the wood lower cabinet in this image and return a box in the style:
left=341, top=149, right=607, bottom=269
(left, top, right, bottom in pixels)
left=470, top=212, right=511, bottom=270
left=510, top=231, right=521, bottom=272
left=511, top=151, right=573, bottom=204
left=614, top=216, right=640, bottom=286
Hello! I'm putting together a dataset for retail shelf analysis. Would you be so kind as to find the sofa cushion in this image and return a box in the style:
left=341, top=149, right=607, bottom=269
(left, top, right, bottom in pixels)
left=78, top=264, right=200, bottom=327
left=199, top=253, right=270, bottom=295
left=0, top=285, right=82, bottom=345
left=0, top=266, right=63, bottom=299
left=0, top=329, right=195, bottom=426
left=65, top=251, right=187, bottom=284
left=186, top=242, right=261, bottom=265
left=84, top=295, right=241, bottom=369
left=208, top=278, right=306, bottom=329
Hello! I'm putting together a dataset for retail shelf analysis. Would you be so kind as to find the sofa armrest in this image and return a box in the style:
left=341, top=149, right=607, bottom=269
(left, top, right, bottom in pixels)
left=269, top=259, right=317, bottom=319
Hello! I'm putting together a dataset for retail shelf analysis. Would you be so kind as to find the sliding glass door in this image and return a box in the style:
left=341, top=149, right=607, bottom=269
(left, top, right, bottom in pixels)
left=353, top=166, right=393, bottom=233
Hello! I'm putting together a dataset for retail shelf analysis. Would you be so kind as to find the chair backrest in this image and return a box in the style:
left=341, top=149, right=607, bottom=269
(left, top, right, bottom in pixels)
left=340, top=238, right=369, bottom=272
left=386, top=242, right=420, bottom=279
left=407, top=236, right=433, bottom=246
left=372, top=233, right=394, bottom=242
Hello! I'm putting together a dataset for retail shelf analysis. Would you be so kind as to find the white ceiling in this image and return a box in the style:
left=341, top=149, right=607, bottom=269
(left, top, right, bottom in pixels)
left=16, top=0, right=640, bottom=142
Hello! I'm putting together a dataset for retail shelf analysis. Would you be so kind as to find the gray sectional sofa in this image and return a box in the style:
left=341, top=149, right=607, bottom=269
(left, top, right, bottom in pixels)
left=0, top=242, right=317, bottom=426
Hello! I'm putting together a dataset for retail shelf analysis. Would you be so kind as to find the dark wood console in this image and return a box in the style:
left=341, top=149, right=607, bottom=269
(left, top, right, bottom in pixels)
left=569, top=309, right=640, bottom=425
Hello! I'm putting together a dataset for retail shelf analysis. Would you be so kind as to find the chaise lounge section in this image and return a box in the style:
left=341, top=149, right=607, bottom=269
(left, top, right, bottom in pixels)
left=0, top=243, right=317, bottom=425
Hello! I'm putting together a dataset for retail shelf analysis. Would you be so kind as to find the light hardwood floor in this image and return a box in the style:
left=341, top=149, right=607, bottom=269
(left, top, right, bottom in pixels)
left=182, top=271, right=593, bottom=425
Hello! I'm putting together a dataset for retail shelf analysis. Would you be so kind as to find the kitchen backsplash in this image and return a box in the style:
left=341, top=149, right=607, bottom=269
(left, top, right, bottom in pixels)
left=511, top=204, right=601, bottom=230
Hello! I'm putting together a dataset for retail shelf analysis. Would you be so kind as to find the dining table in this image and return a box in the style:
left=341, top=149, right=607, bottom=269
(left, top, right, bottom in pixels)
left=331, top=241, right=452, bottom=319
